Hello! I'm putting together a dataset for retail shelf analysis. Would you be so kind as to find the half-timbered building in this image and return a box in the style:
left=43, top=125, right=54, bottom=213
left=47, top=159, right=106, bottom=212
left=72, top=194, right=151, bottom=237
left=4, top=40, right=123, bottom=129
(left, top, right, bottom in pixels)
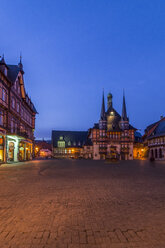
left=88, top=92, right=136, bottom=160
left=0, top=55, right=37, bottom=163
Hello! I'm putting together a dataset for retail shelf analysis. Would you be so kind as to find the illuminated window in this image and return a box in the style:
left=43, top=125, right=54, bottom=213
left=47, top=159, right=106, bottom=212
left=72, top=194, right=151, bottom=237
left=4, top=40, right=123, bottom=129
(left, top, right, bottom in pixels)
left=68, top=141, right=71, bottom=146
left=58, top=140, right=65, bottom=148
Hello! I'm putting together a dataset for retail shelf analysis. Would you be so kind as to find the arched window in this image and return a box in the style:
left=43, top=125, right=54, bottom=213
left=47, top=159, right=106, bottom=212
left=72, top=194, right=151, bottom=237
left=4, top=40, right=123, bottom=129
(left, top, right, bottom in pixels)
left=151, top=149, right=154, bottom=158
left=159, top=148, right=162, bottom=158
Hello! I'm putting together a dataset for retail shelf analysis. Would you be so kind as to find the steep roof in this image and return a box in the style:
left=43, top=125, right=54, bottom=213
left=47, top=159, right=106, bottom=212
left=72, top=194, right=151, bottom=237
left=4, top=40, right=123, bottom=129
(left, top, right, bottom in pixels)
left=100, top=91, right=106, bottom=121
left=7, top=65, right=20, bottom=83
left=106, top=106, right=121, bottom=131
left=147, top=118, right=165, bottom=139
left=4, top=62, right=38, bottom=114
left=121, top=92, right=128, bottom=121
left=52, top=130, right=88, bottom=148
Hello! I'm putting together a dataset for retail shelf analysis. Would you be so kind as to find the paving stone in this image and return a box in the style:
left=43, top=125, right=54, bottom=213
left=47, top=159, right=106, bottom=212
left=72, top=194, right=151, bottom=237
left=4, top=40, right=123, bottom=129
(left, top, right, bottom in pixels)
left=0, top=159, right=165, bottom=248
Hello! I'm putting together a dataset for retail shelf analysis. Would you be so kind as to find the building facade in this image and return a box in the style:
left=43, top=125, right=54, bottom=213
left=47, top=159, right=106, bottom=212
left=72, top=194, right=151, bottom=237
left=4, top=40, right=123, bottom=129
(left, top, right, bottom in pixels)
left=144, top=117, right=165, bottom=160
left=133, top=131, right=148, bottom=159
left=0, top=55, right=37, bottom=163
left=88, top=92, right=136, bottom=160
left=52, top=131, right=88, bottom=159
left=35, top=140, right=52, bottom=158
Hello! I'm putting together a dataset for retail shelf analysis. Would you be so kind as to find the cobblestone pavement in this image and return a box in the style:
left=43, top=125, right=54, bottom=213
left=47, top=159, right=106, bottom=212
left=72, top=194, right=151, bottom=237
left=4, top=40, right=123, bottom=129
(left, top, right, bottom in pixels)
left=0, top=159, right=165, bottom=248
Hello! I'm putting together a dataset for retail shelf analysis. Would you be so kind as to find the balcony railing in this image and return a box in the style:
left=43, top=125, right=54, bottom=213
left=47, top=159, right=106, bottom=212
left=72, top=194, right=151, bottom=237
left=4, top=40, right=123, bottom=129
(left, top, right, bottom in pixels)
left=7, top=128, right=33, bottom=140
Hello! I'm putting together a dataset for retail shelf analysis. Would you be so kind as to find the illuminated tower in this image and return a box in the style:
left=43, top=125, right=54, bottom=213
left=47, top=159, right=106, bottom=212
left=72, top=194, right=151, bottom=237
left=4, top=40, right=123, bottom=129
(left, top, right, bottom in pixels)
left=107, top=92, right=113, bottom=110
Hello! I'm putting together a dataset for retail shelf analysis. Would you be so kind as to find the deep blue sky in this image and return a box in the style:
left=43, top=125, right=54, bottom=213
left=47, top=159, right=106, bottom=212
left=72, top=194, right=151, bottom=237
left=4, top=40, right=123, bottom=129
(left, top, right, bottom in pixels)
left=1, top=0, right=165, bottom=138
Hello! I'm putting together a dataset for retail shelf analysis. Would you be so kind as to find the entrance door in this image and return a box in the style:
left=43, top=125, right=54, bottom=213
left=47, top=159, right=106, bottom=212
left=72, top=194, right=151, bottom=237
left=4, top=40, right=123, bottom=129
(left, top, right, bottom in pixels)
left=8, top=142, right=14, bottom=161
left=121, top=153, right=125, bottom=160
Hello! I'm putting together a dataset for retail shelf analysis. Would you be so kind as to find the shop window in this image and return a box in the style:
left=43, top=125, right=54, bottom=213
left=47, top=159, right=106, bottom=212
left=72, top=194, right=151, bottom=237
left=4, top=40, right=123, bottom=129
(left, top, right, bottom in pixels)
left=0, top=149, right=4, bottom=162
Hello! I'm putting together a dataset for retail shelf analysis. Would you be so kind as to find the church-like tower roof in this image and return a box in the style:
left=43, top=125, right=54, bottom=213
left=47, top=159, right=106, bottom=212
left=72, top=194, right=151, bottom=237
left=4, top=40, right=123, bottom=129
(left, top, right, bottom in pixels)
left=100, top=91, right=106, bottom=121
left=121, top=91, right=129, bottom=121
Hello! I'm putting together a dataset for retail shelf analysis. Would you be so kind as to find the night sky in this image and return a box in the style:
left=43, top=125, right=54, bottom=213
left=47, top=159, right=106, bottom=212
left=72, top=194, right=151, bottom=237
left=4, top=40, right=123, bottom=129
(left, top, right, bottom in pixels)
left=1, top=0, right=165, bottom=139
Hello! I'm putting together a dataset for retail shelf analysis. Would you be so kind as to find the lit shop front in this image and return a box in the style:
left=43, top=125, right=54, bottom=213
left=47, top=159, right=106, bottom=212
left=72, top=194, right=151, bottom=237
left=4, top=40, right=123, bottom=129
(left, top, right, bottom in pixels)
left=19, top=141, right=32, bottom=161
left=0, top=128, right=6, bottom=164
left=0, top=135, right=5, bottom=163
left=7, top=135, right=33, bottom=162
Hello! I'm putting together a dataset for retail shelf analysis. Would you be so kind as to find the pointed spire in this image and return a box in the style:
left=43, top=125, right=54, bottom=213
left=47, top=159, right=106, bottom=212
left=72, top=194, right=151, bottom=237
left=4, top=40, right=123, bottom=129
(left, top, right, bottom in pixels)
left=107, top=92, right=113, bottom=109
left=121, top=90, right=128, bottom=121
left=100, top=90, right=106, bottom=120
left=18, top=52, right=23, bottom=72
left=0, top=54, right=6, bottom=64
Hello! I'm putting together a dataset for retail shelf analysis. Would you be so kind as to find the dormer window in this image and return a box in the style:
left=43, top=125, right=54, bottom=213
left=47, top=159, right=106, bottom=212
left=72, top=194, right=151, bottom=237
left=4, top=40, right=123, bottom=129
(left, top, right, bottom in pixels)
left=68, top=141, right=71, bottom=146
left=4, top=67, right=7, bottom=76
left=14, top=81, right=17, bottom=90
left=18, top=85, right=20, bottom=95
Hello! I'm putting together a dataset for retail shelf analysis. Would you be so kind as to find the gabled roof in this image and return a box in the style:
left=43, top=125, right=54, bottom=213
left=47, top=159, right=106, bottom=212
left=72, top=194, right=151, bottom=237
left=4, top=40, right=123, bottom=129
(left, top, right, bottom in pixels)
left=106, top=107, right=121, bottom=131
left=52, top=130, right=88, bottom=148
left=5, top=62, right=38, bottom=114
left=147, top=118, right=165, bottom=139
left=7, top=65, right=20, bottom=84
left=106, top=106, right=121, bottom=118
